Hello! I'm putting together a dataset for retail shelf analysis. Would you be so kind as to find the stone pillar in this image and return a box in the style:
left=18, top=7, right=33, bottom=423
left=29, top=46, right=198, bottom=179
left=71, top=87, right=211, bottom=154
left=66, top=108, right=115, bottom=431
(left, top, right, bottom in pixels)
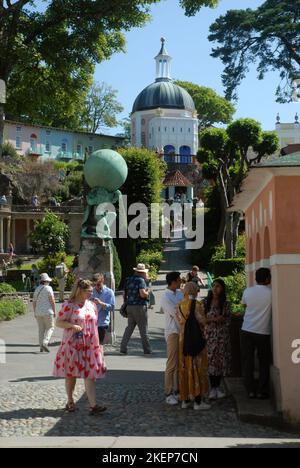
left=11, top=218, right=16, bottom=247
left=26, top=219, right=31, bottom=252
left=78, top=238, right=116, bottom=344
left=6, top=217, right=11, bottom=251
left=0, top=217, right=4, bottom=253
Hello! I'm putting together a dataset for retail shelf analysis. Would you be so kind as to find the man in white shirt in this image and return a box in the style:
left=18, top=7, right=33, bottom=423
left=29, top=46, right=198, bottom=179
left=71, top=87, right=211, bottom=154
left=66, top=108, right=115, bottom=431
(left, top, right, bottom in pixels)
left=241, top=268, right=272, bottom=399
left=160, top=271, right=183, bottom=405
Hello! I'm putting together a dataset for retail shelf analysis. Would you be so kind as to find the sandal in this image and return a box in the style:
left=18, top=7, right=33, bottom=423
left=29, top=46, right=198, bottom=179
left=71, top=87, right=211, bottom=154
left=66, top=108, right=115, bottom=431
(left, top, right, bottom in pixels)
left=89, top=404, right=107, bottom=416
left=65, top=401, right=76, bottom=412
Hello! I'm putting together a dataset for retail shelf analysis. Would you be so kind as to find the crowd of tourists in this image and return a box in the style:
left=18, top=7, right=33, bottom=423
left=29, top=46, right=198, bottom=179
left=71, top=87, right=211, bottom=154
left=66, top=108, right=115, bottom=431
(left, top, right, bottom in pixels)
left=161, top=267, right=272, bottom=410
left=31, top=260, right=272, bottom=415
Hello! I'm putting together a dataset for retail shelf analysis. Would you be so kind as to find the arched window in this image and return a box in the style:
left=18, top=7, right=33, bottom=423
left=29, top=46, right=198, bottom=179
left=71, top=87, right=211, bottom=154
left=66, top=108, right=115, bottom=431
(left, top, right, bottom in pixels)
left=164, top=145, right=175, bottom=163
left=180, top=146, right=191, bottom=164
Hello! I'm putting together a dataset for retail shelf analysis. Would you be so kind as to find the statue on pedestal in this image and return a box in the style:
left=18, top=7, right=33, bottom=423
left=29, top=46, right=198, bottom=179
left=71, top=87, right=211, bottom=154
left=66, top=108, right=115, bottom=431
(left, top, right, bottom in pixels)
left=81, top=149, right=128, bottom=241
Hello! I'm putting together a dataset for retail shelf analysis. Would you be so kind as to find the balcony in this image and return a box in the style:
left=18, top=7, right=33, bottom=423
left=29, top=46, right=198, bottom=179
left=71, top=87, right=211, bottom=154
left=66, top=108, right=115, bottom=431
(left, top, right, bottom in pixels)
left=161, top=153, right=196, bottom=164
left=56, top=151, right=84, bottom=161
left=12, top=205, right=84, bottom=214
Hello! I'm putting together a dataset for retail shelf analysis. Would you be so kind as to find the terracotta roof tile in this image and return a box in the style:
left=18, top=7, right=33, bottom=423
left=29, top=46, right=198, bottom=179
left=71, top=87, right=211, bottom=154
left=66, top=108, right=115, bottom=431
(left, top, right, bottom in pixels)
left=163, top=170, right=192, bottom=187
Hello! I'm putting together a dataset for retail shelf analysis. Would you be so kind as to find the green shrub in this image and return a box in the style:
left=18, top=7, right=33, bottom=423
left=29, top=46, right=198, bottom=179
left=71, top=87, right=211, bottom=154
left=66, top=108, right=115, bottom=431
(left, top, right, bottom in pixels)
left=210, top=235, right=246, bottom=264
left=137, top=249, right=163, bottom=281
left=112, top=242, right=122, bottom=290
left=219, top=271, right=247, bottom=316
left=30, top=211, right=70, bottom=255
left=236, top=234, right=246, bottom=257
left=0, top=283, right=17, bottom=293
left=37, top=253, right=74, bottom=291
left=0, top=299, right=27, bottom=321
left=211, top=258, right=245, bottom=277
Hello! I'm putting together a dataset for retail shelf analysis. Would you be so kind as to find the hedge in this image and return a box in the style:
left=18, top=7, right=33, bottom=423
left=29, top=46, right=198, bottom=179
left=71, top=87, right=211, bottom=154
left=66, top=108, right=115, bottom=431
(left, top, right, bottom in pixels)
left=0, top=283, right=17, bottom=294
left=0, top=299, right=27, bottom=321
left=211, top=258, right=245, bottom=277
left=112, top=242, right=122, bottom=290
left=137, top=249, right=163, bottom=280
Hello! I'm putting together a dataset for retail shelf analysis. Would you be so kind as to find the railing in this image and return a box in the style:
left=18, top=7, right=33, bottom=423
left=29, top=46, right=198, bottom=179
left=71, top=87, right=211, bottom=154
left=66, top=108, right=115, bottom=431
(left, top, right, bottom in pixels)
left=12, top=205, right=84, bottom=214
left=0, top=204, right=11, bottom=212
left=56, top=151, right=84, bottom=161
left=162, top=154, right=196, bottom=164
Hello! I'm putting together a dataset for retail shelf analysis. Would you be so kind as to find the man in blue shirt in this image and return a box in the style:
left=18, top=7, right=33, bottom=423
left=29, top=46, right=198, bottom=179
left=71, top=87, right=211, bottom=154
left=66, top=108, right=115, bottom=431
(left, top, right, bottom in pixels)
left=120, top=263, right=151, bottom=355
left=91, top=273, right=115, bottom=345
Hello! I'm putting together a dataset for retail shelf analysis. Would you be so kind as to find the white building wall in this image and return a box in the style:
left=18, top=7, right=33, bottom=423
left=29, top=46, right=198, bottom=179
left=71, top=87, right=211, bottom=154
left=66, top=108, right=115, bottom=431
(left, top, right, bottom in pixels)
left=276, top=122, right=300, bottom=148
left=131, top=109, right=198, bottom=154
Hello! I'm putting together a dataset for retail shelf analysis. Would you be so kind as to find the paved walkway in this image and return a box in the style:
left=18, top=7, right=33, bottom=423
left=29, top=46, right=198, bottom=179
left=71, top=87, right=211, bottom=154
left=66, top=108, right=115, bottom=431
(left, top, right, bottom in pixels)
left=0, top=238, right=299, bottom=445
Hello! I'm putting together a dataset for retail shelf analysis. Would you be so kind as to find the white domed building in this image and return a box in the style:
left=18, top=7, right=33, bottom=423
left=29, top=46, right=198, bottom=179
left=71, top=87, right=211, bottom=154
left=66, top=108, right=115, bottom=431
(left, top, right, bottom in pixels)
left=131, top=39, right=199, bottom=201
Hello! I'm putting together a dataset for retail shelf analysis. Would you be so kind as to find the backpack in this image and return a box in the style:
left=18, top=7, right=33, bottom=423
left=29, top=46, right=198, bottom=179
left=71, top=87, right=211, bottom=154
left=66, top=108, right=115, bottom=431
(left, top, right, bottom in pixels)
left=55, top=264, right=65, bottom=279
left=180, top=299, right=206, bottom=357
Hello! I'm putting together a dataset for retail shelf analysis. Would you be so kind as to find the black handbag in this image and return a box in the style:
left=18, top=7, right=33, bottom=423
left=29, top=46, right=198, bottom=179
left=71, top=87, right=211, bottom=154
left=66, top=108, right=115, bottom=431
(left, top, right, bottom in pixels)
left=119, top=302, right=128, bottom=318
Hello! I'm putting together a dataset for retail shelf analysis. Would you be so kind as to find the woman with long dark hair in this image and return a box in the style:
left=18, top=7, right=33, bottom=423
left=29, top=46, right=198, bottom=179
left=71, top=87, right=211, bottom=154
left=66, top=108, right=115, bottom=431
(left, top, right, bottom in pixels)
left=204, top=279, right=231, bottom=400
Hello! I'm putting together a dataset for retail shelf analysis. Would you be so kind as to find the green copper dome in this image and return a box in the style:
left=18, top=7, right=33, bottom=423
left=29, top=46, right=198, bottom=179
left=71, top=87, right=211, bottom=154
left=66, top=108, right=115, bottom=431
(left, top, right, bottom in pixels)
left=132, top=79, right=195, bottom=114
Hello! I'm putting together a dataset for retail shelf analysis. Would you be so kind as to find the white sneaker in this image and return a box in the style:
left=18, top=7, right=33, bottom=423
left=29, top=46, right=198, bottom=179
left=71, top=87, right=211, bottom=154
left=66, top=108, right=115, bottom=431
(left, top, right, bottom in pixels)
left=181, top=401, right=191, bottom=409
left=209, top=388, right=217, bottom=400
left=216, top=388, right=226, bottom=399
left=166, top=394, right=178, bottom=406
left=194, top=402, right=211, bottom=411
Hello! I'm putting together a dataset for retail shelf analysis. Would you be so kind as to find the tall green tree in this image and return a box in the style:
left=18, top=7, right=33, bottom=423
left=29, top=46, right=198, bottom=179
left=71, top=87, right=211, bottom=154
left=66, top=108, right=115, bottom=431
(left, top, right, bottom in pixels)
left=78, top=82, right=124, bottom=134
left=0, top=0, right=219, bottom=157
left=175, top=80, right=235, bottom=130
left=199, top=119, right=279, bottom=256
left=208, top=0, right=300, bottom=102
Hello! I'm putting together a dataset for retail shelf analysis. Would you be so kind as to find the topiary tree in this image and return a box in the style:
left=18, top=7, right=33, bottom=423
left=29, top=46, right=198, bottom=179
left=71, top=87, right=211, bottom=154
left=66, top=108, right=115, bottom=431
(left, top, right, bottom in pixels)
left=115, top=147, right=166, bottom=281
left=30, top=211, right=70, bottom=255
left=199, top=119, right=279, bottom=257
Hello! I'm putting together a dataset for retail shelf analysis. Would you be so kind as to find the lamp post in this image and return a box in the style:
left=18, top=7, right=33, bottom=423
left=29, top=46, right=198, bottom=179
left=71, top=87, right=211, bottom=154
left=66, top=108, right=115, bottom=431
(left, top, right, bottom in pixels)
left=0, top=79, right=6, bottom=159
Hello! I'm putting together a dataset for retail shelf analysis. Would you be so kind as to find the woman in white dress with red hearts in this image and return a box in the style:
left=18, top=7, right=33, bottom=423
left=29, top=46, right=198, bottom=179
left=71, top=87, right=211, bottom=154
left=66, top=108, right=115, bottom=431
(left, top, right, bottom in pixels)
left=53, top=279, right=107, bottom=415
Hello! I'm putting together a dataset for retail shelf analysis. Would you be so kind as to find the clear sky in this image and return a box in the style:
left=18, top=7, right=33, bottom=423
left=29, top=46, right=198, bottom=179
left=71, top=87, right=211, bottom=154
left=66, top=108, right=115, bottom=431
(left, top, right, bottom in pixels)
left=94, top=0, right=299, bottom=134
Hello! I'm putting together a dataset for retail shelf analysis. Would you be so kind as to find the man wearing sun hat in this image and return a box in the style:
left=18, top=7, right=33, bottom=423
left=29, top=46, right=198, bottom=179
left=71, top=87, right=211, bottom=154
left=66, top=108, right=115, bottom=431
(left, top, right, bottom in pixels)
left=120, top=263, right=152, bottom=355
left=33, top=273, right=56, bottom=353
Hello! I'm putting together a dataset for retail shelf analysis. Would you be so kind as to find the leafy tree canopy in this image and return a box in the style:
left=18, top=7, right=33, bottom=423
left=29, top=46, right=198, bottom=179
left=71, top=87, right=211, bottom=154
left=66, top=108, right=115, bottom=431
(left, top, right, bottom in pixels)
left=30, top=210, right=70, bottom=255
left=208, top=0, right=300, bottom=102
left=175, top=81, right=235, bottom=130
left=78, top=82, right=124, bottom=134
left=0, top=0, right=219, bottom=132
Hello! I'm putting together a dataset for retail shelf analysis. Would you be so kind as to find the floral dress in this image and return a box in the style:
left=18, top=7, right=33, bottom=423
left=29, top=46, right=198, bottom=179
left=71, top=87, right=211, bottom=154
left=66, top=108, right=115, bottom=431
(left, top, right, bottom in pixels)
left=204, top=301, right=231, bottom=377
left=53, top=300, right=107, bottom=380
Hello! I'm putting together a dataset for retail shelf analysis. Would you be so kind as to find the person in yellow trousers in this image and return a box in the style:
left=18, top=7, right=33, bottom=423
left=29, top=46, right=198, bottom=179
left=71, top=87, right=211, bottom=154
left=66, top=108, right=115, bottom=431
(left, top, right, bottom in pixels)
left=177, top=282, right=210, bottom=411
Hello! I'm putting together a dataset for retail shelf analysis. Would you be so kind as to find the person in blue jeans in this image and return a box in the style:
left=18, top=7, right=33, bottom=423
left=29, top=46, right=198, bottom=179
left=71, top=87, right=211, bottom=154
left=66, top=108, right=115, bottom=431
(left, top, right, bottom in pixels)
left=120, top=263, right=151, bottom=355
left=91, top=273, right=115, bottom=345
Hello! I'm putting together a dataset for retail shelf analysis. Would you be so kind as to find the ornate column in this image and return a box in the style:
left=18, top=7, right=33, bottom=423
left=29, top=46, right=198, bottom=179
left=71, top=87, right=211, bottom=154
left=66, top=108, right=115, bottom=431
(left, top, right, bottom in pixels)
left=26, top=219, right=31, bottom=252
left=6, top=217, right=11, bottom=251
left=11, top=218, right=16, bottom=246
left=0, top=217, right=4, bottom=253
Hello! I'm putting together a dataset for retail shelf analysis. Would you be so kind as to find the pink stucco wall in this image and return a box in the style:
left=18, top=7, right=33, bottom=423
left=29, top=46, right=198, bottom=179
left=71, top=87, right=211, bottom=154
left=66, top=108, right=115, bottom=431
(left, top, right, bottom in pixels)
left=245, top=174, right=300, bottom=423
